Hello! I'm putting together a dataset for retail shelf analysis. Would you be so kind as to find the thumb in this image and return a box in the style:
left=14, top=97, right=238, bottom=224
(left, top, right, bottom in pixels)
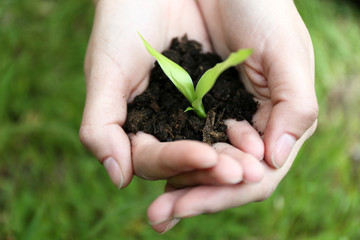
left=264, top=36, right=318, bottom=168
left=79, top=88, right=133, bottom=189
left=79, top=0, right=157, bottom=188
left=79, top=52, right=135, bottom=189
left=264, top=61, right=318, bottom=169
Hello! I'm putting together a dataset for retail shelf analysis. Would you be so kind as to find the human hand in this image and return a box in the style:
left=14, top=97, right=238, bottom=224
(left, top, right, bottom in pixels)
left=79, top=0, right=212, bottom=188
left=199, top=0, right=318, bottom=168
left=145, top=0, right=318, bottom=232
left=130, top=128, right=265, bottom=233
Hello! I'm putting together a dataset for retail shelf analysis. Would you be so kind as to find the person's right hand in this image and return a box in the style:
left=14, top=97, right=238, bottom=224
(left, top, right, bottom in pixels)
left=79, top=0, right=213, bottom=188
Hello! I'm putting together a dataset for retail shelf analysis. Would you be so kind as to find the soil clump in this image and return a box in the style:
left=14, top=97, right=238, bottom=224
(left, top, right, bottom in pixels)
left=124, top=36, right=258, bottom=145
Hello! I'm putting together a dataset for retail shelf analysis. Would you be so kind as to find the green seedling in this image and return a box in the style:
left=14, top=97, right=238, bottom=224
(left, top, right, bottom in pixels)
left=139, top=33, right=253, bottom=118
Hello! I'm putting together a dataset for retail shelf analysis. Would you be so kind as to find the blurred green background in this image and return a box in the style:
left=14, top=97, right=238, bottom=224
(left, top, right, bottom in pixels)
left=1, top=0, right=359, bottom=239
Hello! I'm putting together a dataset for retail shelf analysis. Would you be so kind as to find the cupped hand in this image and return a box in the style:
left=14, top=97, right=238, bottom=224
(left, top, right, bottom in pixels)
left=79, top=0, right=211, bottom=188
left=146, top=0, right=318, bottom=233
left=130, top=127, right=265, bottom=233
left=199, top=0, right=318, bottom=168
left=146, top=125, right=315, bottom=233
left=131, top=125, right=264, bottom=188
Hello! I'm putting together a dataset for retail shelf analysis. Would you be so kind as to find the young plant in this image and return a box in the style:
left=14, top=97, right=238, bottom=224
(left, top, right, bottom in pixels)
left=139, top=33, right=253, bottom=118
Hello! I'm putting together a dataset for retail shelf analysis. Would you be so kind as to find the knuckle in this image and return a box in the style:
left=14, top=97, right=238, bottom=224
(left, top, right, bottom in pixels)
left=291, top=100, right=318, bottom=129
left=301, top=104, right=319, bottom=130
left=79, top=125, right=96, bottom=149
left=302, top=102, right=318, bottom=123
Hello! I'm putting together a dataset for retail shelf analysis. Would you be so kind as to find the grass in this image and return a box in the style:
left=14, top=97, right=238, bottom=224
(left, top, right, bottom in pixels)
left=1, top=0, right=359, bottom=239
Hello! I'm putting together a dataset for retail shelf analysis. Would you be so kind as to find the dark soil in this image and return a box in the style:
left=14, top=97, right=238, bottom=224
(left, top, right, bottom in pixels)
left=124, top=36, right=258, bottom=145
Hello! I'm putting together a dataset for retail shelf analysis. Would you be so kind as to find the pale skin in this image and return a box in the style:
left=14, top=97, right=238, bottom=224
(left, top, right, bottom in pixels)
left=80, top=0, right=318, bottom=234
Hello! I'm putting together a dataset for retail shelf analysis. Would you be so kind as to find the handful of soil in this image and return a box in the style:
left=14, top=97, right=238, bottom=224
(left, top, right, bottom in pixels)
left=124, top=36, right=258, bottom=145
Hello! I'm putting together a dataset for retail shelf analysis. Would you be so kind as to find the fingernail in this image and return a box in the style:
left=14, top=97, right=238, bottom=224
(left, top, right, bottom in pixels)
left=150, top=218, right=180, bottom=234
left=161, top=218, right=180, bottom=234
left=272, top=134, right=296, bottom=169
left=103, top=157, right=124, bottom=189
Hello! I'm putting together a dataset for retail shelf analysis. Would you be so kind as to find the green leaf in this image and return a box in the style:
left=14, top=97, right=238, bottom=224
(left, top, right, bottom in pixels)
left=138, top=33, right=196, bottom=103
left=184, top=107, right=194, bottom=112
left=195, top=48, right=253, bottom=101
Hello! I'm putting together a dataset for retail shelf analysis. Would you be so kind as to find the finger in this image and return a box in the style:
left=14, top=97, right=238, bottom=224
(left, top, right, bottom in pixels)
left=167, top=154, right=243, bottom=187
left=251, top=100, right=272, bottom=135
left=259, top=4, right=318, bottom=169
left=149, top=179, right=269, bottom=223
left=171, top=184, right=262, bottom=219
left=80, top=48, right=134, bottom=189
left=166, top=165, right=277, bottom=219
left=148, top=138, right=307, bottom=230
left=148, top=160, right=282, bottom=222
left=213, top=143, right=265, bottom=183
left=80, top=2, right=159, bottom=189
left=80, top=123, right=130, bottom=189
left=225, top=119, right=264, bottom=160
left=166, top=123, right=317, bottom=219
left=131, top=132, right=218, bottom=180
left=263, top=52, right=318, bottom=169
left=147, top=188, right=190, bottom=233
